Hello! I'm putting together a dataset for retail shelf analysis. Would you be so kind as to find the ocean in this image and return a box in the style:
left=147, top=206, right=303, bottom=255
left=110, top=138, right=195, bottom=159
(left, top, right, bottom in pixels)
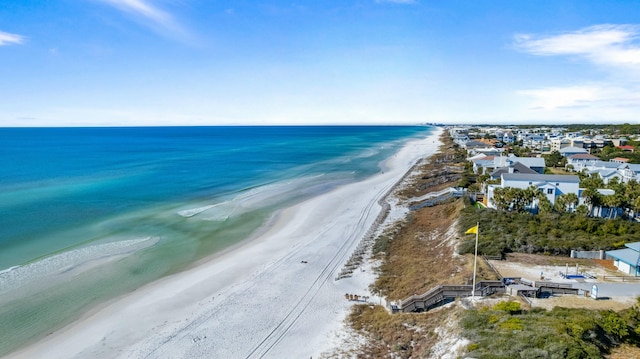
left=0, top=125, right=433, bottom=354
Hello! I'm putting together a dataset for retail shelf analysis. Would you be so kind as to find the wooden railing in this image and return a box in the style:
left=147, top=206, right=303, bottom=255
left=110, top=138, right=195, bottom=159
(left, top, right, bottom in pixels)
left=396, top=280, right=505, bottom=313
left=603, top=275, right=640, bottom=282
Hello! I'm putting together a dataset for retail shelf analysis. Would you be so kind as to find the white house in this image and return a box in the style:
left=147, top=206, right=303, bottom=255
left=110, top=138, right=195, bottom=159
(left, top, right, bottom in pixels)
left=471, top=155, right=496, bottom=174
left=579, top=162, right=640, bottom=184
left=606, top=242, right=640, bottom=276
left=619, top=164, right=640, bottom=183
left=566, top=153, right=599, bottom=172
left=493, top=155, right=546, bottom=174
left=486, top=173, right=580, bottom=209
left=502, top=131, right=515, bottom=143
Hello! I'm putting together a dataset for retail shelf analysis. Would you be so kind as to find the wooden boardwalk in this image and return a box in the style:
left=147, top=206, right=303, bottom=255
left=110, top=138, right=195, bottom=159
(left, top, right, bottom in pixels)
left=392, top=280, right=505, bottom=313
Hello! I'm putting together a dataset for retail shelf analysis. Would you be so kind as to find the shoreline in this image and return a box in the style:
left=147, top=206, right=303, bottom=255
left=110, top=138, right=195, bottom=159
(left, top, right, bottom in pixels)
left=7, top=127, right=443, bottom=359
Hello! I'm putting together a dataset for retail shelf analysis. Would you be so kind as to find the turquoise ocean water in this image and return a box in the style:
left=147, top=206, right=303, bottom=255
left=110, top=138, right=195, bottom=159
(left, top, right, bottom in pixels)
left=0, top=125, right=433, bottom=354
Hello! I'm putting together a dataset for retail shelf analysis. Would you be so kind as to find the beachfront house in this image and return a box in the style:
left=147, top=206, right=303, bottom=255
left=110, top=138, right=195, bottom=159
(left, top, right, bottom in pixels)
left=471, top=155, right=495, bottom=174
left=606, top=242, right=640, bottom=276
left=486, top=173, right=580, bottom=210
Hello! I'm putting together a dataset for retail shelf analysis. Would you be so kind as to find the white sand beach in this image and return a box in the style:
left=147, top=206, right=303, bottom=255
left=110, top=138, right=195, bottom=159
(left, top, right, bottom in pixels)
left=8, top=128, right=443, bottom=359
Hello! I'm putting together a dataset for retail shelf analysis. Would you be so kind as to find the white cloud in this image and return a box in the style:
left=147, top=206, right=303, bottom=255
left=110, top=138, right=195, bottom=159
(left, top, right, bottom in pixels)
left=96, top=0, right=189, bottom=41
left=99, top=0, right=171, bottom=25
left=514, top=24, right=640, bottom=67
left=513, top=24, right=640, bottom=123
left=0, top=30, right=24, bottom=46
left=517, top=85, right=602, bottom=110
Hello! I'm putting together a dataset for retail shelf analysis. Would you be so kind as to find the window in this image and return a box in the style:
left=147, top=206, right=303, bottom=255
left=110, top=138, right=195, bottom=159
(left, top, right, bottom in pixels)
left=547, top=188, right=553, bottom=194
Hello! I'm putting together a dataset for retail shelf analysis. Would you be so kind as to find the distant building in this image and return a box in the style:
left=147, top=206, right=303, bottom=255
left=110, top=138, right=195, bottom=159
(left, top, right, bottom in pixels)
left=551, top=139, right=571, bottom=152
left=610, top=157, right=629, bottom=164
left=502, top=131, right=515, bottom=144
left=617, top=145, right=635, bottom=153
left=559, top=146, right=588, bottom=157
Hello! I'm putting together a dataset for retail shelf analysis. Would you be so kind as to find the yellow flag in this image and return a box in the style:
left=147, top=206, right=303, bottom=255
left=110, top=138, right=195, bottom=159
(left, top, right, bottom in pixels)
left=465, top=225, right=478, bottom=234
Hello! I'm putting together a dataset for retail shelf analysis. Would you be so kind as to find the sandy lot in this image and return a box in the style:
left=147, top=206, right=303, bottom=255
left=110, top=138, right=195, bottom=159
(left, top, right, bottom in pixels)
left=489, top=254, right=640, bottom=311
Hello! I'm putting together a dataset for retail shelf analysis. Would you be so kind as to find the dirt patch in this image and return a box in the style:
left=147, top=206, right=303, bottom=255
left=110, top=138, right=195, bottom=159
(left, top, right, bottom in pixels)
left=530, top=295, right=636, bottom=311
left=608, top=344, right=640, bottom=359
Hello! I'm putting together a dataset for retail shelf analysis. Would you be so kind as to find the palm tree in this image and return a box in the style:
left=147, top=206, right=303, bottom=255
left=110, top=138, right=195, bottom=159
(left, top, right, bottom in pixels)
left=581, top=188, right=602, bottom=217
left=492, top=187, right=510, bottom=211
left=564, top=193, right=579, bottom=212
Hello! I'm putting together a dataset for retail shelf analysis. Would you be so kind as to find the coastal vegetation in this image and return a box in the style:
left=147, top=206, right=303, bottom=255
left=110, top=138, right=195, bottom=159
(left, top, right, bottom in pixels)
left=462, top=300, right=640, bottom=358
left=348, top=128, right=640, bottom=358
left=346, top=133, right=492, bottom=358
left=458, top=203, right=640, bottom=256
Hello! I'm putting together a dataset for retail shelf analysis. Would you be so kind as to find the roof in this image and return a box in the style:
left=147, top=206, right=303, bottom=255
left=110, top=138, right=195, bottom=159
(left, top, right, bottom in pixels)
left=606, top=248, right=640, bottom=266
left=592, top=161, right=621, bottom=169
left=559, top=146, right=588, bottom=154
left=590, top=169, right=620, bottom=179
left=465, top=140, right=488, bottom=148
left=501, top=173, right=580, bottom=183
left=490, top=163, right=538, bottom=178
left=626, top=242, right=640, bottom=252
left=597, top=189, right=615, bottom=196
left=472, top=156, right=494, bottom=164
left=467, top=153, right=488, bottom=161
left=514, top=157, right=546, bottom=168
left=569, top=153, right=598, bottom=160
left=617, top=145, right=635, bottom=150
left=625, top=164, right=640, bottom=172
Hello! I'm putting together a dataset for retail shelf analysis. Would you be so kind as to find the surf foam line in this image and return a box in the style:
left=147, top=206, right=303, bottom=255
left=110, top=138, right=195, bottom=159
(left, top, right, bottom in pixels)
left=0, top=237, right=160, bottom=293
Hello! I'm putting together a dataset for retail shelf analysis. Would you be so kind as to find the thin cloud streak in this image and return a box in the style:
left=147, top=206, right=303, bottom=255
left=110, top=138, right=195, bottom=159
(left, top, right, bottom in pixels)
left=0, top=30, right=25, bottom=46
left=96, top=0, right=190, bottom=42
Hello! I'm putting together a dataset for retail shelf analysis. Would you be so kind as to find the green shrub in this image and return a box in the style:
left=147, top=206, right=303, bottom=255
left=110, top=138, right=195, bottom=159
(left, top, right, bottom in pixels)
left=493, top=301, right=521, bottom=315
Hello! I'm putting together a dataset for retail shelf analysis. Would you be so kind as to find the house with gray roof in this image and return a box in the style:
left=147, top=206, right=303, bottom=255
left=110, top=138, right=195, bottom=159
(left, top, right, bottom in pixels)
left=566, top=153, right=598, bottom=172
left=589, top=169, right=623, bottom=185
left=578, top=162, right=640, bottom=184
left=493, top=155, right=545, bottom=174
left=607, top=242, right=640, bottom=276
left=471, top=155, right=495, bottom=174
left=619, top=164, right=640, bottom=183
left=559, top=146, right=588, bottom=157
left=489, top=162, right=538, bottom=180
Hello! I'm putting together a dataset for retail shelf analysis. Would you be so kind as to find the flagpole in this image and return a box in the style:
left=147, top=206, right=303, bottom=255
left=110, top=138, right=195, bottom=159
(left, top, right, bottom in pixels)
left=471, top=222, right=479, bottom=298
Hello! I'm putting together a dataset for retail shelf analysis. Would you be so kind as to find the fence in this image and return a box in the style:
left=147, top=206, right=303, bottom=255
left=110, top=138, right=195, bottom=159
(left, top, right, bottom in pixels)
left=570, top=250, right=606, bottom=260
left=603, top=275, right=640, bottom=282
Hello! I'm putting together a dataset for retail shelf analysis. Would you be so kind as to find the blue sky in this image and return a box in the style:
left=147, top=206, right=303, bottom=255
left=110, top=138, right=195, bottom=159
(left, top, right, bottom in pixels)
left=2, top=0, right=640, bottom=126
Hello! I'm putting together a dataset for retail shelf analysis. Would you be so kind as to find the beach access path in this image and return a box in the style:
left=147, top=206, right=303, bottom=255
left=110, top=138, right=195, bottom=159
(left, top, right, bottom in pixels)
left=9, top=128, right=443, bottom=359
